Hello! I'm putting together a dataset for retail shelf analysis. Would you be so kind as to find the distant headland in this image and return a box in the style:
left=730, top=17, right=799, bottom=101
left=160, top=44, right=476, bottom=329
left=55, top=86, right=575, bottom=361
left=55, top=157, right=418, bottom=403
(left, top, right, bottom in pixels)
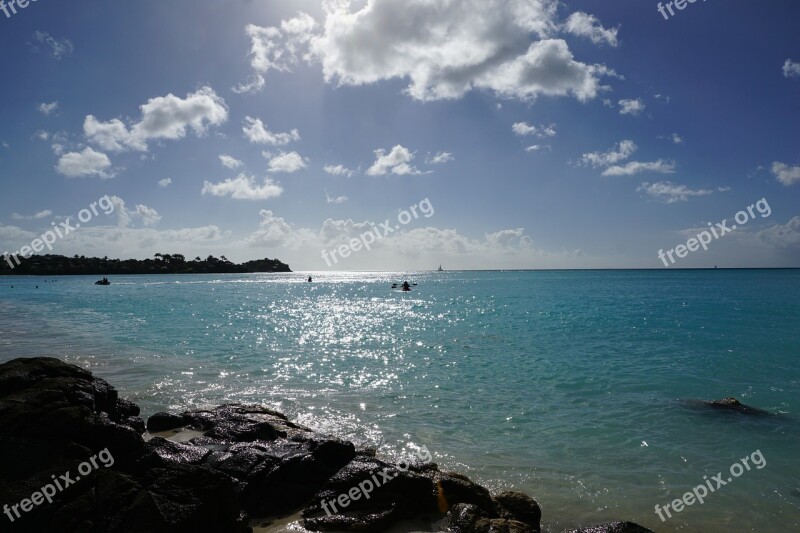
left=0, top=253, right=292, bottom=276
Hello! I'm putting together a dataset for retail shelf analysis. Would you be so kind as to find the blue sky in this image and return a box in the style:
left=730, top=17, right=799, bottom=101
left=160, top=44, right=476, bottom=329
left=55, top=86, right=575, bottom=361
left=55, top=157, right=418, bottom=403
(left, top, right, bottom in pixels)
left=1, top=0, right=798, bottom=270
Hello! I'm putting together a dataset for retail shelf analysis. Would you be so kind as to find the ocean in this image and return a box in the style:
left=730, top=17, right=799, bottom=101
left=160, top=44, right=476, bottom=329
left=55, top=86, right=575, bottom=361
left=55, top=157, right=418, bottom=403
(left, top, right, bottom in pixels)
left=0, top=270, right=798, bottom=532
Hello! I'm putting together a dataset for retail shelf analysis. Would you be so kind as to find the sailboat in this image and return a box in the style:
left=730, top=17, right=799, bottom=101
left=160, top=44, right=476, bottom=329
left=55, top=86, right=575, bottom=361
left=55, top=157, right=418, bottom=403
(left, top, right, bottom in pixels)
left=437, top=265, right=443, bottom=272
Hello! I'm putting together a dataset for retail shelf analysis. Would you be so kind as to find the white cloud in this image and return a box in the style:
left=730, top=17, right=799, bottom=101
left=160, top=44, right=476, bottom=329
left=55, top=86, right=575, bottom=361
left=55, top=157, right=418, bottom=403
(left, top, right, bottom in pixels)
left=512, top=122, right=537, bottom=136
left=429, top=152, right=454, bottom=164
left=783, top=59, right=800, bottom=79
left=756, top=217, right=800, bottom=249
left=244, top=13, right=317, bottom=75
left=326, top=193, right=348, bottom=204
left=267, top=151, right=308, bottom=173
left=38, top=101, right=59, bottom=116
left=324, top=164, right=355, bottom=177
left=28, top=31, right=73, bottom=59
left=56, top=147, right=113, bottom=178
left=580, top=140, right=637, bottom=167
left=106, top=196, right=161, bottom=228
left=232, top=74, right=266, bottom=95
left=158, top=178, right=172, bottom=188
left=603, top=160, right=676, bottom=176
left=563, top=12, right=619, bottom=47
left=525, top=144, right=551, bottom=152
left=671, top=133, right=683, bottom=144
left=242, top=116, right=300, bottom=145
left=11, top=210, right=53, bottom=220
left=367, top=145, right=421, bottom=176
left=242, top=209, right=317, bottom=248
left=35, top=130, right=50, bottom=141
left=219, top=154, right=244, bottom=169
left=619, top=98, right=645, bottom=116
left=637, top=181, right=713, bottom=203
left=513, top=122, right=556, bottom=138
left=772, top=161, right=800, bottom=186
left=201, top=173, right=283, bottom=200
left=84, top=87, right=228, bottom=152
left=307, top=0, right=613, bottom=102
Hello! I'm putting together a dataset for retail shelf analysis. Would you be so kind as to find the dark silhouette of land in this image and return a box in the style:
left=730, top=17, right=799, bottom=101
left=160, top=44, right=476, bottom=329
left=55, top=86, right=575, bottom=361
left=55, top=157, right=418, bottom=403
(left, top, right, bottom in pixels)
left=0, top=253, right=291, bottom=276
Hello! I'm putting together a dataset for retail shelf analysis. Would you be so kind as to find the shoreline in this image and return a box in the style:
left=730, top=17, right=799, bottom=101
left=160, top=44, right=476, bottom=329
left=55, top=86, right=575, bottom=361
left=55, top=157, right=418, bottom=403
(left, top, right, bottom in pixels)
left=0, top=357, right=654, bottom=533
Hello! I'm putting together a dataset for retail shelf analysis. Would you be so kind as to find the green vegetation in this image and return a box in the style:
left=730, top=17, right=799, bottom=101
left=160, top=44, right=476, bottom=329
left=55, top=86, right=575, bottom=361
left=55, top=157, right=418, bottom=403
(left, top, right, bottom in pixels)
left=0, top=253, right=291, bottom=276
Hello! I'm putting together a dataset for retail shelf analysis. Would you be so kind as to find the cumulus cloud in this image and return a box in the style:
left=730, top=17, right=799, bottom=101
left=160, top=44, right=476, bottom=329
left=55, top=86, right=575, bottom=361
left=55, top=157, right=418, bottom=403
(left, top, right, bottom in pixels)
left=513, top=122, right=556, bottom=137
left=619, top=98, right=645, bottom=116
left=367, top=145, right=421, bottom=176
left=38, top=101, right=59, bottom=116
left=580, top=140, right=637, bottom=167
left=84, top=87, right=228, bottom=152
left=670, top=133, right=683, bottom=144
left=107, top=196, right=161, bottom=228
left=756, top=216, right=800, bottom=248
left=11, top=210, right=53, bottom=221
left=242, top=209, right=317, bottom=249
left=219, top=155, right=244, bottom=169
left=429, top=152, right=454, bottom=164
left=28, top=31, right=73, bottom=59
left=772, top=161, right=800, bottom=186
left=326, top=193, right=348, bottom=204
left=563, top=12, right=619, bottom=47
left=158, top=178, right=172, bottom=188
left=56, top=147, right=113, bottom=178
left=244, top=13, right=317, bottom=75
left=783, top=59, right=800, bottom=79
left=603, top=160, right=676, bottom=176
left=201, top=173, right=283, bottom=200
left=636, top=181, right=713, bottom=203
left=324, top=164, right=355, bottom=177
left=242, top=116, right=300, bottom=145
left=297, top=0, right=612, bottom=102
left=267, top=151, right=308, bottom=173
left=232, top=74, right=266, bottom=95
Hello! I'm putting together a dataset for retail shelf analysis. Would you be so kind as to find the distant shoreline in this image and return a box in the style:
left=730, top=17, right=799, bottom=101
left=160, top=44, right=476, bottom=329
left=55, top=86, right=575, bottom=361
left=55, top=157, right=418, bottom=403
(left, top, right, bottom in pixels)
left=0, top=253, right=292, bottom=276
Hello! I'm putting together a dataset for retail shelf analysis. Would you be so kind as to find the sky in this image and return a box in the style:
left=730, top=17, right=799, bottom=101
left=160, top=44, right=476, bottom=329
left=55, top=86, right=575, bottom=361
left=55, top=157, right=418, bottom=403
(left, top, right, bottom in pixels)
left=0, top=0, right=799, bottom=271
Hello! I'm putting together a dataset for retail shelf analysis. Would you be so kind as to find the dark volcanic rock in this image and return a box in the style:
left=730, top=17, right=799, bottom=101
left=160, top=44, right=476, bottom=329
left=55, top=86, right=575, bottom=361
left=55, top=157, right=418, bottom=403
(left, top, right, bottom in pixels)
left=0, top=357, right=249, bottom=533
left=684, top=396, right=772, bottom=416
left=1, top=357, right=652, bottom=533
left=563, top=522, right=655, bottom=533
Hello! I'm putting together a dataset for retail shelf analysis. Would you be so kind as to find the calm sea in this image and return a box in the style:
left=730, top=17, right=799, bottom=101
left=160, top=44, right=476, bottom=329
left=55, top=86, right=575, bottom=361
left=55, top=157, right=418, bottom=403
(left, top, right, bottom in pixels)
left=1, top=270, right=798, bottom=532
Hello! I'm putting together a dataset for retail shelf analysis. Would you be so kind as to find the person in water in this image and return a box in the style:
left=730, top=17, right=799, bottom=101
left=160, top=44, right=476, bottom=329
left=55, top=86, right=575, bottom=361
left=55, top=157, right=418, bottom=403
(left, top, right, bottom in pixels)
left=401, top=281, right=411, bottom=291
left=308, top=276, right=313, bottom=282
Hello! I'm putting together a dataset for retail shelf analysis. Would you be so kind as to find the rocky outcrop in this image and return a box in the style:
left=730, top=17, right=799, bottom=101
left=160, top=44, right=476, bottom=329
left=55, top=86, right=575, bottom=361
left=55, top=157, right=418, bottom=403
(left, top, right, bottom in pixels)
left=683, top=396, right=772, bottom=416
left=0, top=358, right=655, bottom=532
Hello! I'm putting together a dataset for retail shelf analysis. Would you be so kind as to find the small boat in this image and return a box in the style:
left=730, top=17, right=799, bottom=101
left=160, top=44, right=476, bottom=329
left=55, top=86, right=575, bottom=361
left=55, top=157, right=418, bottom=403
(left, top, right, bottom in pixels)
left=95, top=278, right=110, bottom=285
left=437, top=265, right=443, bottom=272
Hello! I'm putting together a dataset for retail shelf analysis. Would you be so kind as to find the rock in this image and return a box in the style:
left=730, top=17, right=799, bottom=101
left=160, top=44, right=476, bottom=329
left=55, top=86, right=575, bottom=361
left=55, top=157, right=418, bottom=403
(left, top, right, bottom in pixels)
left=495, top=491, right=542, bottom=532
left=0, top=357, right=647, bottom=533
left=683, top=397, right=772, bottom=416
left=0, top=357, right=250, bottom=533
left=563, top=521, right=655, bottom=533
left=146, top=412, right=186, bottom=432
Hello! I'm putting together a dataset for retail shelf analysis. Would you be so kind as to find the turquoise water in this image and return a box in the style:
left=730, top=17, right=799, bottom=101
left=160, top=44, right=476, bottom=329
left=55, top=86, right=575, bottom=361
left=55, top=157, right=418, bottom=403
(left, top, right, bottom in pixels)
left=1, top=270, right=798, bottom=532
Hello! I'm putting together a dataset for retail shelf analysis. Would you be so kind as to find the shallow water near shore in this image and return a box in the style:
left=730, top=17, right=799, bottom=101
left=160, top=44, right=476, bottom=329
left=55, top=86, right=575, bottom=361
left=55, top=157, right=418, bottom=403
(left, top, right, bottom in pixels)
left=1, top=270, right=798, bottom=532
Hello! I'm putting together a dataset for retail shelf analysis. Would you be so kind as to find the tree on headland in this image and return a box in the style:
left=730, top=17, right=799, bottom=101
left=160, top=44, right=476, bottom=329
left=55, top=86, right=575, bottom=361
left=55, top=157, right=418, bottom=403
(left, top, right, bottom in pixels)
left=0, top=253, right=292, bottom=276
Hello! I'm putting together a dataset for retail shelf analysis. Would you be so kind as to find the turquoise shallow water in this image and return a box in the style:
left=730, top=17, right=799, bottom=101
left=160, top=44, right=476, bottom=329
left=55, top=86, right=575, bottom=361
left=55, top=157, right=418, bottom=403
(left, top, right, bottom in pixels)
left=1, top=270, right=798, bottom=532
